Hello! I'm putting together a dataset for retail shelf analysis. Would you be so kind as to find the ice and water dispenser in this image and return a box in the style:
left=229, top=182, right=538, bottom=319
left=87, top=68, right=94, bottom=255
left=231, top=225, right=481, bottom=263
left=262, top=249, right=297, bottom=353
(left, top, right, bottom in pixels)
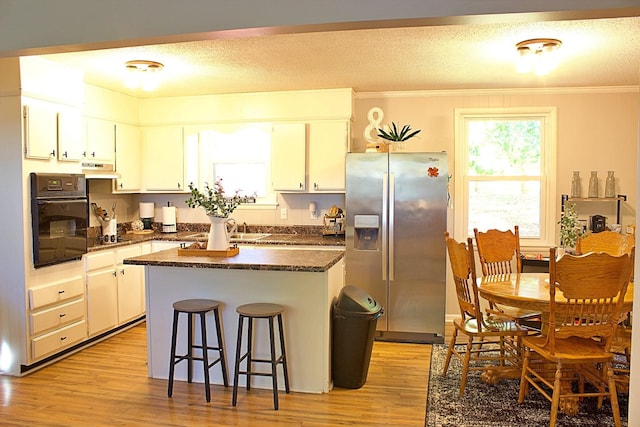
left=353, top=215, right=380, bottom=250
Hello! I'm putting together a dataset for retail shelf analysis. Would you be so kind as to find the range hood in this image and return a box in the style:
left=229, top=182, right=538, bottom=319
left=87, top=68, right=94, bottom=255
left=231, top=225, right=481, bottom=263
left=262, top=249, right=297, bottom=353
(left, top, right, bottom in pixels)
left=82, top=162, right=121, bottom=179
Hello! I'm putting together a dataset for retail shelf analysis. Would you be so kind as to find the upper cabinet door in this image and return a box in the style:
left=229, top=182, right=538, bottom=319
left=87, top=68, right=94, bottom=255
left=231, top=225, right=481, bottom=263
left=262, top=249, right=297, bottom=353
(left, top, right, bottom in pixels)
left=85, top=118, right=115, bottom=163
left=23, top=104, right=57, bottom=160
left=143, top=126, right=185, bottom=192
left=57, top=107, right=84, bottom=162
left=114, top=123, right=141, bottom=192
left=308, top=120, right=349, bottom=192
left=271, top=123, right=306, bottom=191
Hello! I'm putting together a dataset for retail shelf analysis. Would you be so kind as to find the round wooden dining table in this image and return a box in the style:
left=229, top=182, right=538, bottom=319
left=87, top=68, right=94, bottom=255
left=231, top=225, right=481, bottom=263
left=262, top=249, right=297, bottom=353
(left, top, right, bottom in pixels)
left=478, top=272, right=634, bottom=316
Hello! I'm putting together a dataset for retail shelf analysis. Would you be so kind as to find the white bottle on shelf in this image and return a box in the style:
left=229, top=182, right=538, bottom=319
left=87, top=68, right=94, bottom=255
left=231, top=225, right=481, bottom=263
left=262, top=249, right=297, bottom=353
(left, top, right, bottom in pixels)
left=605, top=171, right=615, bottom=198
left=588, top=171, right=598, bottom=198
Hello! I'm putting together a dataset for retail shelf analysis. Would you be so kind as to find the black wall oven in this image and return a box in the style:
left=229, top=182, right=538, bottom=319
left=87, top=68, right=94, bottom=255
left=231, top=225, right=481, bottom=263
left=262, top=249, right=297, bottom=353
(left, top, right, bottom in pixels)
left=30, top=173, right=88, bottom=268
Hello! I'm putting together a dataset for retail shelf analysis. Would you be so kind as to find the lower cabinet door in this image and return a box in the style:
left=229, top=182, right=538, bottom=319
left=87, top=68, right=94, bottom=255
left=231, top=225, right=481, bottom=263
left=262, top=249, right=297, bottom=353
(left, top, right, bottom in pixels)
left=117, top=264, right=144, bottom=323
left=86, top=269, right=118, bottom=336
left=31, top=320, right=87, bottom=360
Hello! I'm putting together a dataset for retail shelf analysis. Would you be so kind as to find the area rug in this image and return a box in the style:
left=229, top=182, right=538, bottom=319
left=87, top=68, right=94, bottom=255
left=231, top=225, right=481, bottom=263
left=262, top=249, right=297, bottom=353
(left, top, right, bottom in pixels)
left=425, top=344, right=628, bottom=427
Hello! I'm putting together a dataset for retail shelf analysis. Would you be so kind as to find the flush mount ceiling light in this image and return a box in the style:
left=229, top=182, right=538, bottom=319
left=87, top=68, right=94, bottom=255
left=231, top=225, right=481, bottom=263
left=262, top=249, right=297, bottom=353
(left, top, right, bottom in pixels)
left=124, top=60, right=164, bottom=91
left=515, top=38, right=562, bottom=76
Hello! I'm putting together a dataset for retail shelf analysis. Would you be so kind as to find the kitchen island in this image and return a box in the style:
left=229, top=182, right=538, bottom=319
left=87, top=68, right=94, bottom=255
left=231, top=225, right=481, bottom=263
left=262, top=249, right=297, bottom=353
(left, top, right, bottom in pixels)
left=124, top=245, right=345, bottom=393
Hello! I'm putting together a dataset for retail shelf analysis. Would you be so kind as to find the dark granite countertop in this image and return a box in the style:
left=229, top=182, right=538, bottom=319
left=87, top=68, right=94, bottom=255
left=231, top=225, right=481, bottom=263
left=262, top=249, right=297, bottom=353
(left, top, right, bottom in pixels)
left=88, top=230, right=345, bottom=252
left=123, top=245, right=344, bottom=272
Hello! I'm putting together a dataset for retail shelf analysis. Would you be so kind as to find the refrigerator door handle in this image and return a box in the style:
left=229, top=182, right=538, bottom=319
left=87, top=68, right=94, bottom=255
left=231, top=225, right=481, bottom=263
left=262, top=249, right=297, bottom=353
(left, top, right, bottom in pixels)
left=382, top=173, right=388, bottom=281
left=388, top=173, right=395, bottom=281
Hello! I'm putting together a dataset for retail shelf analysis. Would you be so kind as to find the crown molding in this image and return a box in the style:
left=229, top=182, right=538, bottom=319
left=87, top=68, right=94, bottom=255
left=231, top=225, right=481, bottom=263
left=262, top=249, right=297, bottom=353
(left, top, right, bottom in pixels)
left=355, top=85, right=639, bottom=99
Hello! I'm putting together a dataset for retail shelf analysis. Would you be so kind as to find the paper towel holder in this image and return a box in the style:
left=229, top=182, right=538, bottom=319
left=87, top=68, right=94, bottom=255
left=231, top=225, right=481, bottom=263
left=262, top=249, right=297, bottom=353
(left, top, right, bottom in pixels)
left=162, top=204, right=177, bottom=233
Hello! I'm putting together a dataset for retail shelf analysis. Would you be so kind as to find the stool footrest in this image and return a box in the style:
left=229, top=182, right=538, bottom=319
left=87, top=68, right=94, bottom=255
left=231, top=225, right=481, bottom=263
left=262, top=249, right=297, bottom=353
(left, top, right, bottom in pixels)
left=237, top=371, right=282, bottom=378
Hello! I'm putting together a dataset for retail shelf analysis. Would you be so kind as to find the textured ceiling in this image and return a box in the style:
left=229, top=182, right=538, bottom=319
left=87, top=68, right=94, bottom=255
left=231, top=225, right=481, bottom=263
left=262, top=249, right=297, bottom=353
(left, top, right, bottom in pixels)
left=40, top=16, right=640, bottom=98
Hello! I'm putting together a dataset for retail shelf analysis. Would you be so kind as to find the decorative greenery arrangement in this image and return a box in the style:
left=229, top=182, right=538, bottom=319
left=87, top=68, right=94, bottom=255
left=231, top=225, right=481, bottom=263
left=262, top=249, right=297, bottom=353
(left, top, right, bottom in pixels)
left=558, top=202, right=583, bottom=249
left=186, top=180, right=253, bottom=218
left=377, top=122, right=421, bottom=142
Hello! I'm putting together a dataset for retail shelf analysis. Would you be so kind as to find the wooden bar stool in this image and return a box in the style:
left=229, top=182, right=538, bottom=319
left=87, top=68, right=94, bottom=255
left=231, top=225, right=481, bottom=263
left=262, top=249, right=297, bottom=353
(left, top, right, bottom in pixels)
left=232, top=303, right=290, bottom=410
left=168, top=299, right=229, bottom=402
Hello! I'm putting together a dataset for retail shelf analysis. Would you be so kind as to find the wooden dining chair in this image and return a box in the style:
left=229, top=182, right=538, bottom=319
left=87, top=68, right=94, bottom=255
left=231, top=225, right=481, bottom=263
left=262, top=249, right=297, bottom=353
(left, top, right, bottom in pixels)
left=443, top=232, right=530, bottom=396
left=518, top=247, right=633, bottom=427
left=473, top=226, right=542, bottom=326
left=579, top=230, right=626, bottom=255
left=578, top=230, right=634, bottom=392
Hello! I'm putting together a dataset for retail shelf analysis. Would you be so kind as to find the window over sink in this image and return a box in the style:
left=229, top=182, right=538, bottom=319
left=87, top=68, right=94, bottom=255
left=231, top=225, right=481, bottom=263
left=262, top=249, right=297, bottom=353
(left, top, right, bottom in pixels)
left=198, top=123, right=277, bottom=208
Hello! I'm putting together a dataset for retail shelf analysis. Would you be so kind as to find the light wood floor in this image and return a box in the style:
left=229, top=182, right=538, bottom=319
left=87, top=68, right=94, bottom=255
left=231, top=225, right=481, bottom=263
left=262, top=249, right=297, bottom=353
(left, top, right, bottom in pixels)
left=0, top=323, right=447, bottom=426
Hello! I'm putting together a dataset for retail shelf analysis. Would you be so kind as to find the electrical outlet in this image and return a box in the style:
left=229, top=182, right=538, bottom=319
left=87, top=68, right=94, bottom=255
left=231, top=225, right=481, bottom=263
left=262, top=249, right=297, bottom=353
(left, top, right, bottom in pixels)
left=280, top=208, right=288, bottom=220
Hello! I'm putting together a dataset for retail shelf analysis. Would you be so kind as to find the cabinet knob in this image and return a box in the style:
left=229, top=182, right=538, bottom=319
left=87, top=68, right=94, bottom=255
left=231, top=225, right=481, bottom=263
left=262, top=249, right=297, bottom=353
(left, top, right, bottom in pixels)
left=82, top=151, right=87, bottom=158
left=119, top=182, right=123, bottom=189
left=60, top=336, right=67, bottom=342
left=177, top=183, right=181, bottom=189
left=58, top=290, right=65, bottom=294
left=120, top=269, right=125, bottom=275
left=299, top=182, right=303, bottom=189
left=50, top=150, right=56, bottom=157
left=59, top=313, right=66, bottom=318
left=314, top=183, right=318, bottom=190
left=112, top=271, right=117, bottom=278
left=91, top=152, right=96, bottom=158
left=63, top=151, right=68, bottom=158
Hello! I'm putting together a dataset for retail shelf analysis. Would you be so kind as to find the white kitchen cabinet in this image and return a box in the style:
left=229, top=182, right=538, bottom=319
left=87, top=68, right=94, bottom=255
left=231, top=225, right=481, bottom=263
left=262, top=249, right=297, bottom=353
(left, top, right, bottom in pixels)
left=31, top=321, right=87, bottom=361
left=85, top=117, right=115, bottom=163
left=57, top=107, right=84, bottom=161
left=308, top=120, right=349, bottom=192
left=27, top=276, right=87, bottom=361
left=151, top=241, right=187, bottom=252
left=114, top=123, right=141, bottom=192
left=85, top=244, right=146, bottom=337
left=115, top=245, right=145, bottom=323
left=271, top=123, right=306, bottom=191
left=23, top=104, right=57, bottom=160
left=86, top=251, right=118, bottom=336
left=143, top=126, right=185, bottom=191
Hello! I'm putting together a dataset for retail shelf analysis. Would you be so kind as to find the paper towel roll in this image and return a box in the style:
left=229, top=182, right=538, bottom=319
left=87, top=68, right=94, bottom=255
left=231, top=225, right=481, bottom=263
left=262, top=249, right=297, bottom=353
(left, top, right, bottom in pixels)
left=162, top=206, right=176, bottom=225
left=139, top=202, right=155, bottom=218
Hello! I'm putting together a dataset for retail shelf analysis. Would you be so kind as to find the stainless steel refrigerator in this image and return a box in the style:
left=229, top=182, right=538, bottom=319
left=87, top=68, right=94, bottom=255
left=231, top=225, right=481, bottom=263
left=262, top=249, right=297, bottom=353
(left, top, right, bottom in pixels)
left=345, top=152, right=447, bottom=343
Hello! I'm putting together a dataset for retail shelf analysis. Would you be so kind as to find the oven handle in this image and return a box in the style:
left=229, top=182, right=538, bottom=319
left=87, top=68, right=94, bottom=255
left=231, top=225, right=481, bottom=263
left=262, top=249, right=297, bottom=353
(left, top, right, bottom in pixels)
left=36, top=198, right=88, bottom=204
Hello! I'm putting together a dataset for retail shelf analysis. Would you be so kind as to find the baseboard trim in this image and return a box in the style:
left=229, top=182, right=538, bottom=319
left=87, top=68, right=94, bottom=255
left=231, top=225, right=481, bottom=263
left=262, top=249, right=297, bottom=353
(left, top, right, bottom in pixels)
left=374, top=330, right=444, bottom=344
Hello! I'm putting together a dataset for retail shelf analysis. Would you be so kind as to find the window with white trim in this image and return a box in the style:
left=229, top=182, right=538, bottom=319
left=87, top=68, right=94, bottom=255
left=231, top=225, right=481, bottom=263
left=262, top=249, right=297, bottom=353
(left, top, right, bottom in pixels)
left=198, top=123, right=277, bottom=207
left=454, top=107, right=557, bottom=247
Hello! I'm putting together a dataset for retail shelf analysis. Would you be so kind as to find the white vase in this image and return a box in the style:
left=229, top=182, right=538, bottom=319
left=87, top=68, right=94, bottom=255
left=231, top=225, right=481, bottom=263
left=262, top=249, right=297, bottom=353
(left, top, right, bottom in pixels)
left=207, top=216, right=230, bottom=250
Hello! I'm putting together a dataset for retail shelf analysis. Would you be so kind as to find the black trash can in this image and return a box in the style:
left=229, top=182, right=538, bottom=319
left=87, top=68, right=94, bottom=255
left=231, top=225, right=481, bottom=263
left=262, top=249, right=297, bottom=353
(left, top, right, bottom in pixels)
left=332, top=285, right=383, bottom=389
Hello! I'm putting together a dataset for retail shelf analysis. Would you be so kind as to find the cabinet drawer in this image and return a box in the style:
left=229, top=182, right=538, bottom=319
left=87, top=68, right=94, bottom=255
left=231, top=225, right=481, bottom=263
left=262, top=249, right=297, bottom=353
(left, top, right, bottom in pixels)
left=29, top=276, right=84, bottom=310
left=116, top=245, right=142, bottom=264
left=30, top=298, right=85, bottom=335
left=31, top=320, right=86, bottom=360
left=85, top=250, right=115, bottom=271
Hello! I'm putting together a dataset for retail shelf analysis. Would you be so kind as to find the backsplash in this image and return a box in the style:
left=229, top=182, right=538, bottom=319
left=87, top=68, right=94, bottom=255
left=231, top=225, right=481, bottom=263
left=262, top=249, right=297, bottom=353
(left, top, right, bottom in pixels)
left=88, top=222, right=326, bottom=239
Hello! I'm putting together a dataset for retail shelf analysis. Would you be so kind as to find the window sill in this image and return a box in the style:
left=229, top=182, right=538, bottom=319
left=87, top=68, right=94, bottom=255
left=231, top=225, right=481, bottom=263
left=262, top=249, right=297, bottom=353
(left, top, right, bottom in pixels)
left=236, top=203, right=278, bottom=211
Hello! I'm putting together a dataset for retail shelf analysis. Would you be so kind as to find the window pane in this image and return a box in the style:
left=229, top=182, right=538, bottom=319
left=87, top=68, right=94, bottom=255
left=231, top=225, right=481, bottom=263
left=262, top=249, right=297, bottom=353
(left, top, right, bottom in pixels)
left=213, top=163, right=266, bottom=197
left=468, top=120, right=541, bottom=176
left=468, top=180, right=541, bottom=238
